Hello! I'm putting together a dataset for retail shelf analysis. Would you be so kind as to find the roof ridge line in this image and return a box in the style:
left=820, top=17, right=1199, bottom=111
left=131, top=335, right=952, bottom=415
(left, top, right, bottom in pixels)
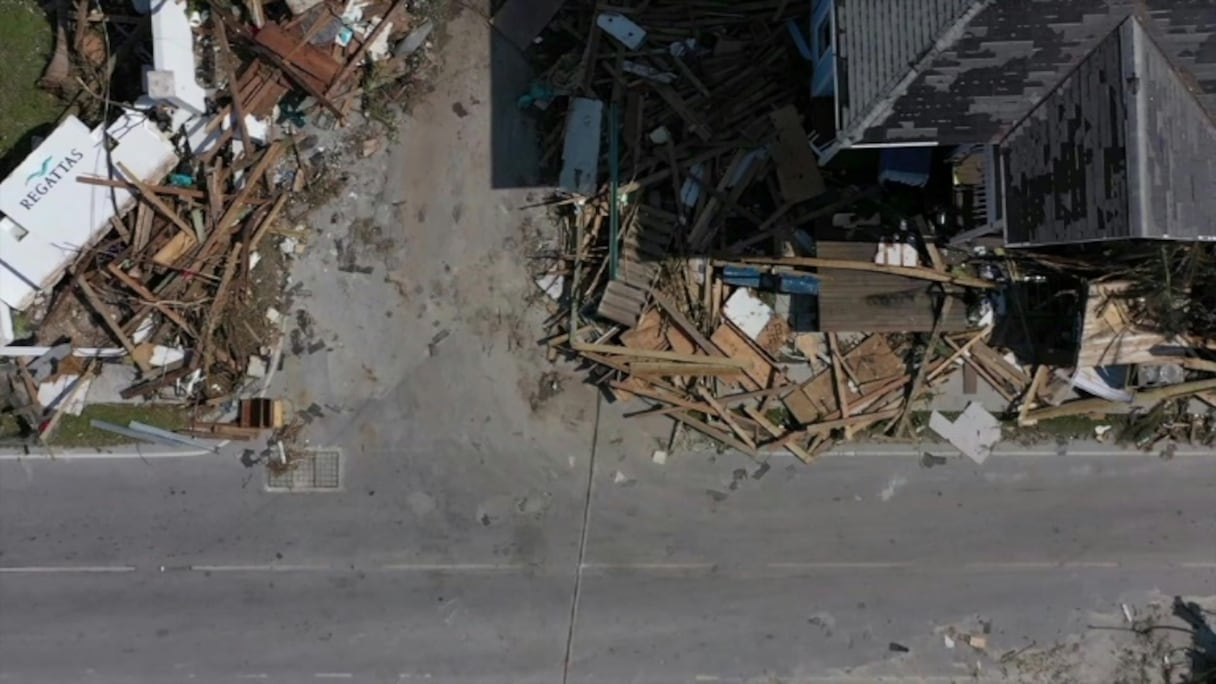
left=838, top=0, right=992, bottom=146
left=997, top=17, right=1132, bottom=145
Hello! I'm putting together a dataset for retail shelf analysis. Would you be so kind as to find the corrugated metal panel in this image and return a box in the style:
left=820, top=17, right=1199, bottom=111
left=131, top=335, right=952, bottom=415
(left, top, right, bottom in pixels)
left=836, top=0, right=978, bottom=134
left=1002, top=25, right=1130, bottom=246
left=815, top=242, right=972, bottom=333
left=1128, top=20, right=1216, bottom=240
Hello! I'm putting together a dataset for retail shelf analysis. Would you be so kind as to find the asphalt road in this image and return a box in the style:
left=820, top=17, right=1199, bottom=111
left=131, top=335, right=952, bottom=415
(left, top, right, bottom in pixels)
left=3, top=439, right=1214, bottom=683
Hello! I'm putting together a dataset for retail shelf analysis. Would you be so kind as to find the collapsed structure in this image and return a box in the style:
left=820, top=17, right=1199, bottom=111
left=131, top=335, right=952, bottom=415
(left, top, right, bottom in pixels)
left=511, top=0, right=1216, bottom=461
left=0, top=0, right=435, bottom=443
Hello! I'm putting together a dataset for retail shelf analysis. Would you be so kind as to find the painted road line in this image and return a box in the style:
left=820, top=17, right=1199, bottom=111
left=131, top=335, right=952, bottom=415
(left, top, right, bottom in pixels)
left=0, top=449, right=213, bottom=461
left=190, top=564, right=332, bottom=572
left=0, top=565, right=137, bottom=573
left=767, top=561, right=912, bottom=570
left=581, top=562, right=717, bottom=571
left=963, top=560, right=1121, bottom=569
left=380, top=563, right=527, bottom=572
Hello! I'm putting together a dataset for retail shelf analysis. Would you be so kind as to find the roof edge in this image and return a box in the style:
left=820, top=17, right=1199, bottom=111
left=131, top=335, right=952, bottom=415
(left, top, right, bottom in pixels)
left=836, top=0, right=991, bottom=147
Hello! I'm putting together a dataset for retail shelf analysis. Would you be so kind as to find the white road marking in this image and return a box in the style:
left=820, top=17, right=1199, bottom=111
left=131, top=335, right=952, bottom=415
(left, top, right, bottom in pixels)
left=379, top=563, right=526, bottom=572
left=1180, top=561, right=1216, bottom=569
left=0, top=565, right=136, bottom=573
left=190, top=564, right=331, bottom=572
left=964, top=560, right=1120, bottom=569
left=767, top=561, right=912, bottom=570
left=0, top=449, right=214, bottom=461
left=581, top=562, right=716, bottom=571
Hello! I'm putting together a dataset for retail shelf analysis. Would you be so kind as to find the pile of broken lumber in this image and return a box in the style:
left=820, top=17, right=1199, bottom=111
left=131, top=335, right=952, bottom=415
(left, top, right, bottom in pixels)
left=2, top=0, right=435, bottom=443
left=523, top=1, right=1002, bottom=460
left=526, top=2, right=1216, bottom=460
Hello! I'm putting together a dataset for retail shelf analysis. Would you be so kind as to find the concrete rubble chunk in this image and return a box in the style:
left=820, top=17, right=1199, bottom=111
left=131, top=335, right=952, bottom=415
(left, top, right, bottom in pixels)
left=395, top=20, right=434, bottom=58
left=929, top=402, right=1002, bottom=465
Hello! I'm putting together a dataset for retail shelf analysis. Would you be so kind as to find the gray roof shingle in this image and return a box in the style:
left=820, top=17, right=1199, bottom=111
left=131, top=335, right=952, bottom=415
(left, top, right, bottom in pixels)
left=836, top=0, right=979, bottom=136
left=1002, top=24, right=1131, bottom=245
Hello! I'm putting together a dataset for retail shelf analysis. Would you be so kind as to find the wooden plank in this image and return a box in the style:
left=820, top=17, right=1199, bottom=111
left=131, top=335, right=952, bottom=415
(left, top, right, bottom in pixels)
left=698, top=386, right=756, bottom=450
left=106, top=263, right=196, bottom=337
left=785, top=335, right=904, bottom=423
left=254, top=23, right=340, bottom=87
left=651, top=83, right=712, bottom=141
left=653, top=294, right=724, bottom=357
left=574, top=342, right=749, bottom=368
left=827, top=333, right=853, bottom=439
left=628, top=361, right=746, bottom=377
left=114, top=162, right=194, bottom=237
left=79, top=175, right=205, bottom=199
left=710, top=321, right=774, bottom=390
left=669, top=411, right=759, bottom=458
left=212, top=15, right=252, bottom=150
left=721, top=256, right=997, bottom=289
left=152, top=231, right=198, bottom=267
left=768, top=105, right=824, bottom=202
left=73, top=271, right=151, bottom=373
left=744, top=405, right=814, bottom=463
left=1017, top=365, right=1049, bottom=426
left=620, top=308, right=669, bottom=351
left=892, top=297, right=954, bottom=435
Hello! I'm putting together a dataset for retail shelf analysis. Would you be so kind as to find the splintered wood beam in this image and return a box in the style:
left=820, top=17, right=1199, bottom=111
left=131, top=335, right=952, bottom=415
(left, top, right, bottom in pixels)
left=573, top=342, right=748, bottom=368
left=719, top=256, right=997, bottom=290
left=698, top=386, right=756, bottom=450
left=892, top=297, right=954, bottom=436
left=113, top=163, right=194, bottom=237
left=79, top=176, right=207, bottom=199
left=744, top=405, right=814, bottom=463
left=669, top=410, right=759, bottom=459
left=211, top=15, right=252, bottom=151
left=73, top=270, right=152, bottom=373
left=1017, top=365, right=1050, bottom=426
left=106, top=263, right=197, bottom=338
left=827, top=333, right=853, bottom=440
left=628, top=361, right=747, bottom=377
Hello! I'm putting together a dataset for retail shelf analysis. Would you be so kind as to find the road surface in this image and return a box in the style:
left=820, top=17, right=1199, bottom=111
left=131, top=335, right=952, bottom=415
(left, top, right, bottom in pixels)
left=3, top=429, right=1214, bottom=682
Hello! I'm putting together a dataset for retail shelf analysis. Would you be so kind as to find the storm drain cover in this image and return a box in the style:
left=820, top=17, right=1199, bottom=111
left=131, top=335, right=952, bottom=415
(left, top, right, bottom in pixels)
left=265, top=449, right=342, bottom=492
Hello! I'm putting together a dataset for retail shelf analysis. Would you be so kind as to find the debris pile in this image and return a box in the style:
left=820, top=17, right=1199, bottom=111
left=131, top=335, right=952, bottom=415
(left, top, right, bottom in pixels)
left=1, top=0, right=440, bottom=443
left=522, top=2, right=1216, bottom=461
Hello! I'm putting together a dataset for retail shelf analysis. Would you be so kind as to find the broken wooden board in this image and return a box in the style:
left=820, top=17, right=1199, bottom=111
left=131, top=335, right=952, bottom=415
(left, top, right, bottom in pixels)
left=152, top=230, right=198, bottom=267
left=620, top=309, right=669, bottom=351
left=253, top=23, right=340, bottom=90
left=710, top=320, right=775, bottom=390
left=784, top=335, right=904, bottom=423
left=769, top=105, right=824, bottom=203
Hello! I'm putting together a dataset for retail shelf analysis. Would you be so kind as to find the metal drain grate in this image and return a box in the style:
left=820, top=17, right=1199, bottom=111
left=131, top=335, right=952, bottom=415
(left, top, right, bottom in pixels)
left=265, top=449, right=342, bottom=492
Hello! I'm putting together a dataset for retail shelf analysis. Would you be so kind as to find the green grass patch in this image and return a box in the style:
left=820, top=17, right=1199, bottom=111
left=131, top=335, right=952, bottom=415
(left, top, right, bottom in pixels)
left=0, top=0, right=63, bottom=159
left=48, top=403, right=192, bottom=448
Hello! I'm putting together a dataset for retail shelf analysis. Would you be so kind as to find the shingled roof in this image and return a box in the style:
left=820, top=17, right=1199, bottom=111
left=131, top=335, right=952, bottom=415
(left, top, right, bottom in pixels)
left=834, top=0, right=1216, bottom=245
